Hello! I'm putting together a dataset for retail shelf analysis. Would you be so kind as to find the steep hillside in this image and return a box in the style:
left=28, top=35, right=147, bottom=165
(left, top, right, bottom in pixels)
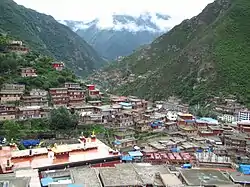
left=59, top=12, right=170, bottom=60
left=0, top=0, right=104, bottom=76
left=90, top=0, right=250, bottom=107
left=0, top=35, right=77, bottom=90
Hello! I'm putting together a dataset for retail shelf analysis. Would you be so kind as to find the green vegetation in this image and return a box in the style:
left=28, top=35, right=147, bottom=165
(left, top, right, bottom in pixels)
left=0, top=0, right=104, bottom=76
left=189, top=103, right=218, bottom=119
left=0, top=107, right=113, bottom=143
left=0, top=51, right=77, bottom=90
left=0, top=119, right=50, bottom=141
left=50, top=107, right=79, bottom=130
left=92, top=0, right=250, bottom=107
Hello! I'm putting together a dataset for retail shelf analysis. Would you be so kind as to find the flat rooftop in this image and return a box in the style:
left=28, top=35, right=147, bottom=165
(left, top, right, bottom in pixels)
left=230, top=172, right=250, bottom=184
left=99, top=164, right=143, bottom=186
left=0, top=168, right=41, bottom=187
left=43, top=167, right=102, bottom=187
left=0, top=139, right=120, bottom=173
left=0, top=175, right=30, bottom=187
left=71, top=168, right=102, bottom=187
left=99, top=163, right=170, bottom=186
left=180, top=169, right=233, bottom=186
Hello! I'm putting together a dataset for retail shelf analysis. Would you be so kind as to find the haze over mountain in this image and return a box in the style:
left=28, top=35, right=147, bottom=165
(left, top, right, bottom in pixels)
left=14, top=0, right=214, bottom=60
left=59, top=12, right=172, bottom=60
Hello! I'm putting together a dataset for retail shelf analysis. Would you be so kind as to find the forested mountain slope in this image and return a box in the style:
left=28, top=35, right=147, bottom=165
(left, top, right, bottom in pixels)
left=90, top=0, right=250, bottom=107
left=0, top=0, right=104, bottom=76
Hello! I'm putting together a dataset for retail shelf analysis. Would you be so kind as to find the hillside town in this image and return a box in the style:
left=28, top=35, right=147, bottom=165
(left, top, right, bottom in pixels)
left=1, top=16, right=250, bottom=187
left=1, top=42, right=250, bottom=186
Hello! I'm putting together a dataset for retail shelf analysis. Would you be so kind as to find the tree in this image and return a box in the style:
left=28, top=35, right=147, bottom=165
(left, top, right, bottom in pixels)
left=189, top=103, right=217, bottom=118
left=2, top=120, right=22, bottom=140
left=49, top=107, right=79, bottom=130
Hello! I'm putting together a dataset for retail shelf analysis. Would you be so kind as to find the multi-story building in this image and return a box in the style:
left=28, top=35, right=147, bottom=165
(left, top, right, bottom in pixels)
left=236, top=111, right=250, bottom=121
left=17, top=106, right=42, bottom=120
left=64, top=82, right=81, bottom=89
left=20, top=67, right=37, bottom=77
left=52, top=61, right=64, bottom=71
left=1, top=84, right=25, bottom=92
left=110, top=96, right=127, bottom=105
left=114, top=112, right=134, bottom=127
left=65, top=82, right=85, bottom=106
left=237, top=121, right=250, bottom=133
left=113, top=131, right=137, bottom=149
left=218, top=114, right=236, bottom=123
left=86, top=84, right=100, bottom=98
left=128, top=97, right=148, bottom=110
left=68, top=89, right=85, bottom=106
left=0, top=91, right=23, bottom=103
left=223, top=134, right=247, bottom=151
left=135, top=120, right=151, bottom=132
left=30, top=89, right=48, bottom=97
left=0, top=105, right=16, bottom=121
left=21, top=95, right=48, bottom=107
left=80, top=113, right=103, bottom=124
left=7, top=40, right=29, bottom=54
left=49, top=88, right=69, bottom=107
left=0, top=84, right=25, bottom=103
left=87, top=100, right=102, bottom=106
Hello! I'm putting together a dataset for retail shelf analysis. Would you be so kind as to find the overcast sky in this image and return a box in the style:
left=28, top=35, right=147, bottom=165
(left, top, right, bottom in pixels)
left=14, top=0, right=214, bottom=27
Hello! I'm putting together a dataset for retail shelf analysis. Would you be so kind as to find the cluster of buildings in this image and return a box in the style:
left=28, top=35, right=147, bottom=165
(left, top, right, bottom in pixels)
left=1, top=141, right=250, bottom=187
left=0, top=131, right=250, bottom=187
left=0, top=82, right=101, bottom=121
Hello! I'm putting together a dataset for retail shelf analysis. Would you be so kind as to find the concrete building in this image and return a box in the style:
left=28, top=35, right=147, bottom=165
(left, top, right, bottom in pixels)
left=179, top=169, right=233, bottom=186
left=52, top=61, right=64, bottom=71
left=0, top=91, right=23, bottom=103
left=30, top=89, right=48, bottom=97
left=1, top=84, right=25, bottom=92
left=7, top=40, right=29, bottom=54
left=21, top=67, right=37, bottom=77
left=40, top=167, right=102, bottom=187
left=99, top=163, right=170, bottom=187
left=236, top=111, right=250, bottom=121
left=0, top=105, right=16, bottom=121
left=49, top=88, right=69, bottom=107
left=218, top=114, right=236, bottom=123
left=17, top=106, right=42, bottom=120
left=21, top=95, right=48, bottom=107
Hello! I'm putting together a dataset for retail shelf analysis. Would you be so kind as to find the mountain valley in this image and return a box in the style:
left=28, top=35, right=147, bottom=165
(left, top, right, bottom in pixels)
left=89, top=0, right=250, bottom=107
left=59, top=12, right=171, bottom=60
left=0, top=0, right=104, bottom=76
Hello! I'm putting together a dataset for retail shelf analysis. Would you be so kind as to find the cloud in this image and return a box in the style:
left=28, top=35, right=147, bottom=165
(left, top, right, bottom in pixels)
left=14, top=0, right=214, bottom=28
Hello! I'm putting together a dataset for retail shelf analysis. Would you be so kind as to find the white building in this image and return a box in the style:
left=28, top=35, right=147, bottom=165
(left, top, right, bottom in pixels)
left=30, top=89, right=48, bottom=96
left=236, top=111, right=250, bottom=121
left=167, top=111, right=178, bottom=121
left=218, top=114, right=236, bottom=123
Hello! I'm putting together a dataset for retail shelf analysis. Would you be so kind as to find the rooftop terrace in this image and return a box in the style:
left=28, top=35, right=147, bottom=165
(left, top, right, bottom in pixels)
left=0, top=139, right=120, bottom=173
left=180, top=169, right=233, bottom=186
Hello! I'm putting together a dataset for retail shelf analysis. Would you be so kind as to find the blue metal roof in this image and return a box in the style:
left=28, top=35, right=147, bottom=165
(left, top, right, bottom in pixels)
left=199, top=117, right=218, bottom=124
left=41, top=177, right=53, bottom=187
left=122, top=155, right=133, bottom=161
left=182, top=164, right=192, bottom=168
left=67, top=184, right=83, bottom=187
left=21, top=139, right=40, bottom=148
left=128, top=151, right=143, bottom=157
left=113, top=140, right=121, bottom=145
left=119, top=102, right=132, bottom=107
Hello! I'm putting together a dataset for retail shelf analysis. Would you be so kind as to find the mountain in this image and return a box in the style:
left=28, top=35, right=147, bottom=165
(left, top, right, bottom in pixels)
left=0, top=0, right=104, bottom=76
left=89, top=0, right=250, bottom=107
left=59, top=12, right=171, bottom=60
